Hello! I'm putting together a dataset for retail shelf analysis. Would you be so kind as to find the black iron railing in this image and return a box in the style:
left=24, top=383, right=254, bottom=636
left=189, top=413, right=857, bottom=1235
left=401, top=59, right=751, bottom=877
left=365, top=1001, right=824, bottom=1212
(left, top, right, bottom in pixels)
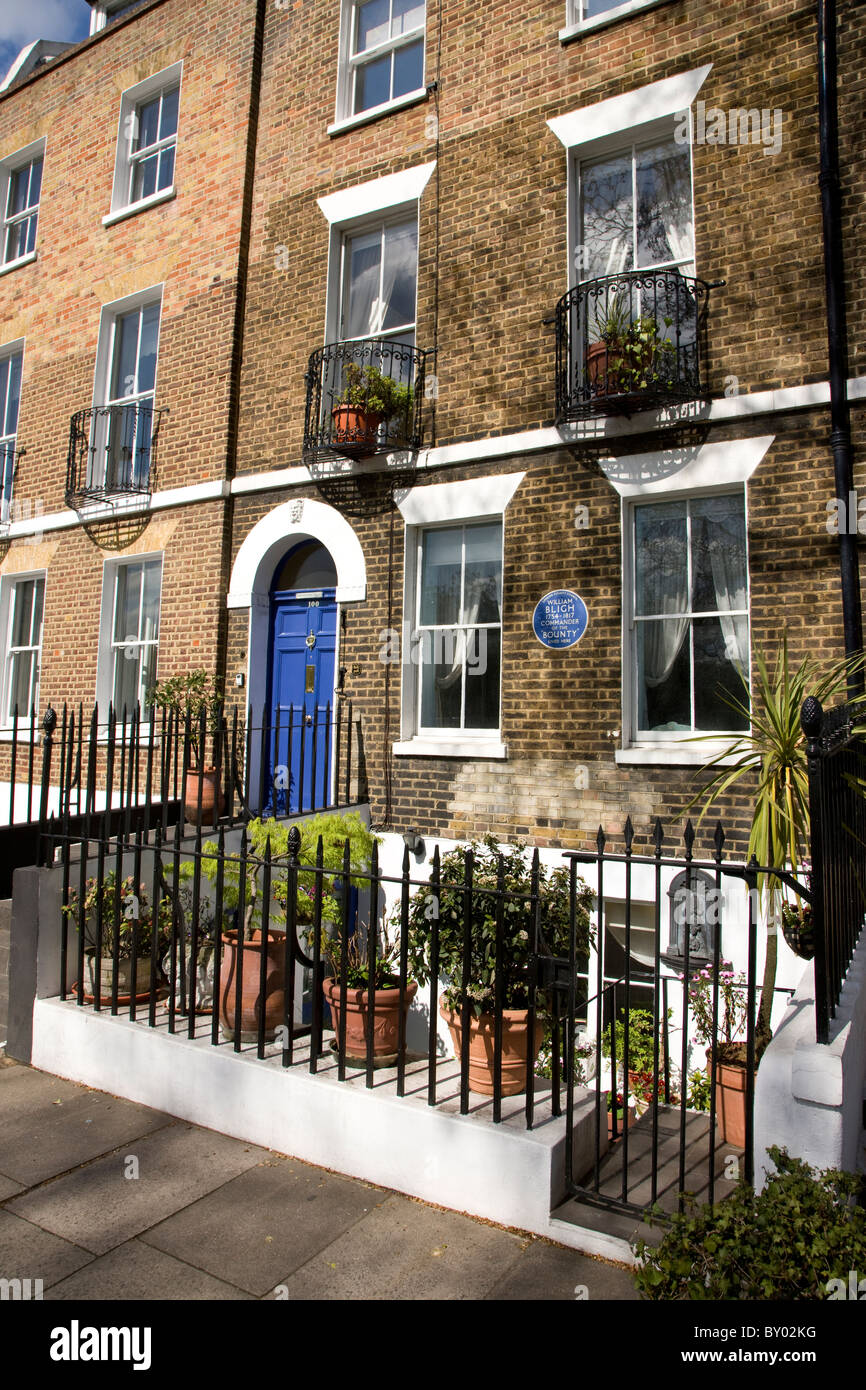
left=66, top=402, right=166, bottom=509
left=555, top=269, right=716, bottom=421
left=564, top=819, right=765, bottom=1216
left=1, top=700, right=367, bottom=895
left=303, top=338, right=427, bottom=466
left=802, top=695, right=866, bottom=1043
left=50, top=825, right=578, bottom=1125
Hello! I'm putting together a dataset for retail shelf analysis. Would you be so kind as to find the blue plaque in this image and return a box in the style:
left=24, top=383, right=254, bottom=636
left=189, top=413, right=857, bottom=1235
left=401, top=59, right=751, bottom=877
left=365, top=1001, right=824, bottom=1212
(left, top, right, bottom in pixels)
left=532, top=590, right=588, bottom=649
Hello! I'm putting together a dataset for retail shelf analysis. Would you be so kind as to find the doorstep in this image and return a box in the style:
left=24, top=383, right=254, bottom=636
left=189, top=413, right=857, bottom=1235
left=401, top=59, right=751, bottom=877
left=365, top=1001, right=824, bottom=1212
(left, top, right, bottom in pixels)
left=31, top=995, right=618, bottom=1254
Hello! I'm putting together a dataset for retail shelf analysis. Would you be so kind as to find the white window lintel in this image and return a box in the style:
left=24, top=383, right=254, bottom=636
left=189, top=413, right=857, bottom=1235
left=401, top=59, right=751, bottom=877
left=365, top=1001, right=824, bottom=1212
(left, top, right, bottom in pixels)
left=317, top=163, right=436, bottom=227
left=604, top=436, right=773, bottom=499
left=396, top=472, right=526, bottom=526
left=547, top=65, right=712, bottom=150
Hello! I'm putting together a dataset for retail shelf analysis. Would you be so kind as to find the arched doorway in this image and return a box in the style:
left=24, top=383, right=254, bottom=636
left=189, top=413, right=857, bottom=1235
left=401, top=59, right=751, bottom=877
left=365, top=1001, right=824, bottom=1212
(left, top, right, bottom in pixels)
left=266, top=539, right=339, bottom=814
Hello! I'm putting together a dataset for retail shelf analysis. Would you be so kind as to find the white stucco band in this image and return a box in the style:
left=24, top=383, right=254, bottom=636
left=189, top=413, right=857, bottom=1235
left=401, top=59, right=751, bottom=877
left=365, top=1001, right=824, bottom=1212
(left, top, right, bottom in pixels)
left=227, top=497, right=367, bottom=607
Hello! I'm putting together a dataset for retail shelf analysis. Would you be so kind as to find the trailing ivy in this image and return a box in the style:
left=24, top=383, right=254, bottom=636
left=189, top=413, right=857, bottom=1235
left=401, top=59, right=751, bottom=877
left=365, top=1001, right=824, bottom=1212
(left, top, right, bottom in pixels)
left=634, top=1146, right=866, bottom=1300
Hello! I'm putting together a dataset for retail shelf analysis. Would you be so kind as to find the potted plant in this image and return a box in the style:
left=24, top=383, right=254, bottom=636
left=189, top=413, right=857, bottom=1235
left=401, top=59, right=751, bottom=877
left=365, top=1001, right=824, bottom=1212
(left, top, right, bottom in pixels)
left=602, top=1006, right=671, bottom=1115
left=313, top=922, right=417, bottom=1065
left=196, top=829, right=288, bottom=1042
left=780, top=898, right=815, bottom=961
left=64, top=871, right=171, bottom=1001
left=688, top=960, right=750, bottom=1146
left=161, top=872, right=219, bottom=1015
left=146, top=670, right=225, bottom=825
left=684, top=632, right=866, bottom=1050
left=607, top=1091, right=636, bottom=1139
left=585, top=294, right=631, bottom=395
left=586, top=296, right=674, bottom=399
left=250, top=810, right=379, bottom=927
left=404, top=835, right=595, bottom=1097
left=331, top=361, right=413, bottom=456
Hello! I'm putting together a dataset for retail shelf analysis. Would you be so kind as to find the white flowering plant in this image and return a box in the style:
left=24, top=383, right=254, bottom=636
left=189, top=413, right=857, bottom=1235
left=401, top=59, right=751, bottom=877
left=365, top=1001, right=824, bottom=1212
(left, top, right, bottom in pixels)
left=402, top=835, right=594, bottom=1017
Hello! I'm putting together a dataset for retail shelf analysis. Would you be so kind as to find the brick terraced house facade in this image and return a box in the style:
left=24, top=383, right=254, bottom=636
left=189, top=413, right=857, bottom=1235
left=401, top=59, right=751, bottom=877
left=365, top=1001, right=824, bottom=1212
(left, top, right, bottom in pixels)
left=1, top=0, right=864, bottom=1009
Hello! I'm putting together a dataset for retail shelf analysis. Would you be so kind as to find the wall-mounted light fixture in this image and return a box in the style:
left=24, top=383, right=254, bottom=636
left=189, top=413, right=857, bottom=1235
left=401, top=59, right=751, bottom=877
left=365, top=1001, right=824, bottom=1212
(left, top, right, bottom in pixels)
left=402, top=830, right=426, bottom=858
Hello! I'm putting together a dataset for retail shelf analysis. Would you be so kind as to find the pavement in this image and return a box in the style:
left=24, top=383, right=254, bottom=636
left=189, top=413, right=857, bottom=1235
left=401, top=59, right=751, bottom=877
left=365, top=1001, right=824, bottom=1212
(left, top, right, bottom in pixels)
left=0, top=1053, right=639, bottom=1301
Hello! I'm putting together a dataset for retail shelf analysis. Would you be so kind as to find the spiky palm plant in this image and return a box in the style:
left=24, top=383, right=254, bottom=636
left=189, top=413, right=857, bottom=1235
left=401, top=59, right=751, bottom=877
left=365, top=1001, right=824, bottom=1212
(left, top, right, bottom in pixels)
left=685, top=633, right=865, bottom=1044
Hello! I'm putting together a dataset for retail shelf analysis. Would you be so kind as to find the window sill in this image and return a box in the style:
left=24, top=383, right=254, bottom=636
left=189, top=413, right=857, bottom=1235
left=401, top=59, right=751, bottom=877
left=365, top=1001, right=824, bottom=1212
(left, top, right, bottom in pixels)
left=615, top=743, right=745, bottom=768
left=328, top=88, right=427, bottom=138
left=0, top=250, right=37, bottom=277
left=393, top=737, right=507, bottom=760
left=559, top=0, right=677, bottom=44
left=102, top=187, right=176, bottom=228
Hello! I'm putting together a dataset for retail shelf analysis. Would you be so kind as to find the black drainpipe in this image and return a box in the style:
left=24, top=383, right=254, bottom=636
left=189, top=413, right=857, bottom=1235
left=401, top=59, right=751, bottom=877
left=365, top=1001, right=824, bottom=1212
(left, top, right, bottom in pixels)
left=818, top=0, right=863, bottom=693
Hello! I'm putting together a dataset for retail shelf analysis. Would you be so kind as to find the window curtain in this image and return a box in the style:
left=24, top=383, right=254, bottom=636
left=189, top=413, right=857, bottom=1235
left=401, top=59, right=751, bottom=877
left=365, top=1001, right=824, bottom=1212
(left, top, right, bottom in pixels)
left=640, top=541, right=689, bottom=688
left=707, top=505, right=749, bottom=679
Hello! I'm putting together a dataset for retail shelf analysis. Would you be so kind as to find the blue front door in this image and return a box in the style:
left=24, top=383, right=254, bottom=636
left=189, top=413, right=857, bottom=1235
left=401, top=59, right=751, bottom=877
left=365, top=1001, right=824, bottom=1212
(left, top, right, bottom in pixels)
left=268, top=590, right=337, bottom=815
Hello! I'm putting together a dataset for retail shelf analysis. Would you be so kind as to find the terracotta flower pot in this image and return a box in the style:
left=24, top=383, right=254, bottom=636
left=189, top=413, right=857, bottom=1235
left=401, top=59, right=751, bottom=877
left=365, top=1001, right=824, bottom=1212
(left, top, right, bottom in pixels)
left=331, top=404, right=384, bottom=456
left=707, top=1049, right=748, bottom=1148
left=439, top=998, right=544, bottom=1096
left=585, top=340, right=629, bottom=397
left=607, top=1105, right=636, bottom=1138
left=324, top=977, right=417, bottom=1064
left=220, top=930, right=286, bottom=1042
left=184, top=768, right=226, bottom=826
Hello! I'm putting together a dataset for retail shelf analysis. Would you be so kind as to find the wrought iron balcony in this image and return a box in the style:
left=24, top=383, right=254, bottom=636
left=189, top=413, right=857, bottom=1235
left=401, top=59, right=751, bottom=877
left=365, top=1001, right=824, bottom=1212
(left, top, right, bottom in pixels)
left=66, top=401, right=165, bottom=510
left=303, top=338, right=427, bottom=467
left=555, top=270, right=716, bottom=422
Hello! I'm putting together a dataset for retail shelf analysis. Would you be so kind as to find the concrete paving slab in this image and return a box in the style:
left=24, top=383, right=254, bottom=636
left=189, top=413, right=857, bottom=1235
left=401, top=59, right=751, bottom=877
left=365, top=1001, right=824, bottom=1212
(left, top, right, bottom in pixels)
left=0, top=1174, right=24, bottom=1200
left=0, top=1208, right=94, bottom=1289
left=485, top=1239, right=639, bottom=1300
left=47, top=1238, right=254, bottom=1301
left=6, top=1123, right=272, bottom=1256
left=141, top=1156, right=391, bottom=1297
left=0, top=1064, right=176, bottom=1186
left=274, top=1193, right=527, bottom=1301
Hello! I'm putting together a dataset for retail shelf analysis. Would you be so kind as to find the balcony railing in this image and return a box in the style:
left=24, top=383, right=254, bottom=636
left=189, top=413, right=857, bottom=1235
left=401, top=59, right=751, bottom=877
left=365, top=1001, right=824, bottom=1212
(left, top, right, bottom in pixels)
left=303, top=338, right=427, bottom=467
left=66, top=401, right=165, bottom=509
left=555, top=270, right=715, bottom=422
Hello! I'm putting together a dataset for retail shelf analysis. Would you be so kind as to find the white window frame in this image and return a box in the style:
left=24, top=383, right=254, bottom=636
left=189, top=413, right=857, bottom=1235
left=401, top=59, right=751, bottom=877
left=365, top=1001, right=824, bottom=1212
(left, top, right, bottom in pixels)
left=574, top=131, right=697, bottom=289
left=90, top=285, right=163, bottom=496
left=90, top=1, right=146, bottom=34
left=0, top=571, right=45, bottom=728
left=96, top=554, right=163, bottom=719
left=606, top=436, right=773, bottom=767
left=626, top=490, right=751, bottom=744
left=331, top=0, right=427, bottom=135
left=414, top=522, right=504, bottom=740
left=394, top=473, right=524, bottom=759
left=104, top=63, right=182, bottom=226
left=0, top=139, right=45, bottom=275
left=548, top=69, right=712, bottom=292
left=0, top=339, right=24, bottom=530
left=560, top=0, right=678, bottom=45
left=337, top=214, right=418, bottom=346
left=318, top=165, right=434, bottom=344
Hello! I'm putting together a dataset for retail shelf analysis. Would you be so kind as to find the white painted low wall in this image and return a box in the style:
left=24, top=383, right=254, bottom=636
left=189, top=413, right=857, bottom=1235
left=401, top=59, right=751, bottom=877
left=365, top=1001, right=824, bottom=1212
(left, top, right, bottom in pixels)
left=31, top=997, right=620, bottom=1257
left=754, top=929, right=866, bottom=1185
